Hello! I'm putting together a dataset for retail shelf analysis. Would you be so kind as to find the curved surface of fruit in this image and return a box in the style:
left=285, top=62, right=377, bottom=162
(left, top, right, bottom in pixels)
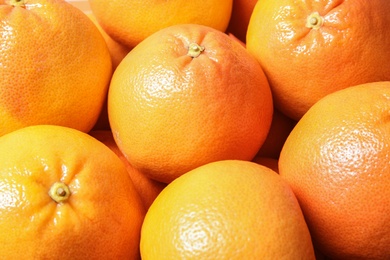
left=247, top=0, right=390, bottom=120
left=89, top=130, right=166, bottom=210
left=86, top=12, right=130, bottom=70
left=252, top=156, right=279, bottom=173
left=88, top=0, right=233, bottom=48
left=108, top=24, right=273, bottom=183
left=0, top=0, right=112, bottom=136
left=0, top=125, right=145, bottom=259
left=141, top=160, right=315, bottom=259
left=87, top=12, right=131, bottom=130
left=279, top=82, right=390, bottom=259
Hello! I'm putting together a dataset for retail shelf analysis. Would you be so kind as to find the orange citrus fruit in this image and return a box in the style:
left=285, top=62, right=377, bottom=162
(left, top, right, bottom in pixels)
left=226, top=0, right=258, bottom=43
left=88, top=0, right=233, bottom=49
left=0, top=125, right=145, bottom=259
left=247, top=0, right=390, bottom=120
left=89, top=130, right=167, bottom=210
left=65, top=1, right=129, bottom=70
left=0, top=0, right=112, bottom=136
left=108, top=24, right=273, bottom=183
left=279, top=82, right=390, bottom=259
left=140, top=160, right=315, bottom=259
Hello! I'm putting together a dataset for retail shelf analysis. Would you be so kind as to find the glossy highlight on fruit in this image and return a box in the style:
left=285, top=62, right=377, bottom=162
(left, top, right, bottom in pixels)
left=0, top=0, right=112, bottom=136
left=279, top=82, right=390, bottom=259
left=141, top=160, right=315, bottom=259
left=247, top=0, right=390, bottom=120
left=108, top=24, right=273, bottom=183
left=0, top=125, right=145, bottom=259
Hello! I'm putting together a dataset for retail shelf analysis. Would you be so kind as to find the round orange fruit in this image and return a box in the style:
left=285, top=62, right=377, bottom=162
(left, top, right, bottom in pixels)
left=279, top=81, right=390, bottom=259
left=140, top=160, right=315, bottom=259
left=0, top=125, right=145, bottom=259
left=108, top=24, right=273, bottom=183
left=0, top=0, right=112, bottom=136
left=247, top=0, right=390, bottom=120
left=88, top=0, right=233, bottom=49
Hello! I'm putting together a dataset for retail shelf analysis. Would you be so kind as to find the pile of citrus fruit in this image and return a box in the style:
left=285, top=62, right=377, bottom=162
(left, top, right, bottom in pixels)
left=0, top=0, right=389, bottom=259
